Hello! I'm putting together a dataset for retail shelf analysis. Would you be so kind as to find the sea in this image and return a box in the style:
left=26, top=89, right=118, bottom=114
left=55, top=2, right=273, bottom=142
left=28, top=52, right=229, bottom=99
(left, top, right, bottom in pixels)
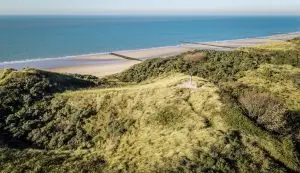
left=0, top=15, right=299, bottom=67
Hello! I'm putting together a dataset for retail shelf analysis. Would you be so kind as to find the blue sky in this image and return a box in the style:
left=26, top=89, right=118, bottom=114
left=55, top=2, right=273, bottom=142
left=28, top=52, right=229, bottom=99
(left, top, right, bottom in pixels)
left=0, top=0, right=300, bottom=15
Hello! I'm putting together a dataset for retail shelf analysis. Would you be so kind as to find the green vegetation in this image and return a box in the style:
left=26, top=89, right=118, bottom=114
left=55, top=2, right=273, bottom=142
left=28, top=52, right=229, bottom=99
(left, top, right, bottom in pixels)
left=238, top=64, right=300, bottom=110
left=116, top=39, right=300, bottom=83
left=1, top=39, right=300, bottom=172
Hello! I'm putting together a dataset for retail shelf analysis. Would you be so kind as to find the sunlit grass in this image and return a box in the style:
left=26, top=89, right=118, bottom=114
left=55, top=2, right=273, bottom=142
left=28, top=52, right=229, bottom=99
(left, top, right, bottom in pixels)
left=255, top=41, right=298, bottom=51
left=2, top=39, right=300, bottom=172
left=223, top=106, right=300, bottom=171
left=57, top=74, right=226, bottom=171
left=238, top=64, right=300, bottom=110
left=0, top=148, right=106, bottom=172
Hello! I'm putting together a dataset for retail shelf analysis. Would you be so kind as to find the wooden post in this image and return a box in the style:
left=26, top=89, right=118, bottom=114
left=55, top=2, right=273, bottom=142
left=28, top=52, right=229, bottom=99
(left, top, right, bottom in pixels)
left=190, top=72, right=192, bottom=86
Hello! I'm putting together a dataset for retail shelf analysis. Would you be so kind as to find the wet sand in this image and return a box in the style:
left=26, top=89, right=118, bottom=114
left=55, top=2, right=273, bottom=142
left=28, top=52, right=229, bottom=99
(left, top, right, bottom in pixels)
left=51, top=60, right=140, bottom=77
left=49, top=46, right=194, bottom=77
left=2, top=32, right=300, bottom=77
left=50, top=32, right=300, bottom=77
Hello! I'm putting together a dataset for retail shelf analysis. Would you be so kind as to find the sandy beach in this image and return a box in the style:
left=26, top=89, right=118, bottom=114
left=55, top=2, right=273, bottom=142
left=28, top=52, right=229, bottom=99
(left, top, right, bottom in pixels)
left=1, top=32, right=300, bottom=77
left=52, top=60, right=140, bottom=77
left=49, top=46, right=194, bottom=77
left=48, top=32, right=300, bottom=77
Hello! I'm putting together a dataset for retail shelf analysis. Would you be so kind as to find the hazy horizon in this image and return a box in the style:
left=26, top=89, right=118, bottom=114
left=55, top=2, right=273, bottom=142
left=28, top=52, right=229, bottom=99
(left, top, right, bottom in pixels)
left=0, top=0, right=300, bottom=15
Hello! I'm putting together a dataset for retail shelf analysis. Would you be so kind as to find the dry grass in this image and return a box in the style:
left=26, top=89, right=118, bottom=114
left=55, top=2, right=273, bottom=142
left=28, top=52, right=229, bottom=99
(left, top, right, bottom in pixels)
left=238, top=64, right=300, bottom=110
left=0, top=70, right=3, bottom=80
left=3, top=39, right=300, bottom=172
left=0, top=68, right=15, bottom=81
left=183, top=52, right=207, bottom=62
left=228, top=64, right=300, bottom=171
left=239, top=91, right=287, bottom=133
left=255, top=41, right=298, bottom=51
left=50, top=73, right=297, bottom=172
left=2, top=67, right=299, bottom=171
left=58, top=74, right=226, bottom=171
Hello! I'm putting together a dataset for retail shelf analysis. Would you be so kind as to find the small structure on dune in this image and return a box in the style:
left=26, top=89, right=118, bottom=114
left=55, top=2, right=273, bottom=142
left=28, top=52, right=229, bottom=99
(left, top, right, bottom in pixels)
left=178, top=52, right=207, bottom=89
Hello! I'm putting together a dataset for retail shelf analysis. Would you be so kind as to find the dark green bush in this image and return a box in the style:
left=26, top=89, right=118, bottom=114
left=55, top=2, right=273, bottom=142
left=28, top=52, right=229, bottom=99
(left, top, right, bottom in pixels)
left=3, top=95, right=99, bottom=149
left=117, top=46, right=300, bottom=84
left=1, top=40, right=300, bottom=172
left=0, top=68, right=95, bottom=116
left=0, top=69, right=105, bottom=148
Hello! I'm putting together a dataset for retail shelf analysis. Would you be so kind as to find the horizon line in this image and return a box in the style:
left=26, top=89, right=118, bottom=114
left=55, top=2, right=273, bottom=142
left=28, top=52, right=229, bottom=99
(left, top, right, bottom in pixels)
left=1, top=13, right=300, bottom=16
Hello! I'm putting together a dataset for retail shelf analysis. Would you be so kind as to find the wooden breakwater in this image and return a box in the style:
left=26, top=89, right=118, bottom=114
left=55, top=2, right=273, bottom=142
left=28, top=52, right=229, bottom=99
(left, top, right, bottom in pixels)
left=180, top=41, right=238, bottom=49
left=110, top=52, right=143, bottom=61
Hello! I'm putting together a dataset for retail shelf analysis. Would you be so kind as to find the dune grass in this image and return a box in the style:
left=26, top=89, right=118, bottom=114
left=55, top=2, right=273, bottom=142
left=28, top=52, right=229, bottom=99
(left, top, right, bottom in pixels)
left=223, top=106, right=299, bottom=172
left=0, top=148, right=106, bottom=173
left=1, top=39, right=300, bottom=172
left=219, top=63, right=300, bottom=172
left=117, top=38, right=300, bottom=84
left=1, top=73, right=296, bottom=172
left=54, top=74, right=228, bottom=172
left=253, top=38, right=300, bottom=51
left=254, top=41, right=298, bottom=51
left=238, top=64, right=300, bottom=110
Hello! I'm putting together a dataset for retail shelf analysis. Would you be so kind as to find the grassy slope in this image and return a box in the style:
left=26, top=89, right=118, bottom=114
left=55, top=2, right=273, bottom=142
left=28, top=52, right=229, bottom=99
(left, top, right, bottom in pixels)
left=233, top=64, right=300, bottom=170
left=1, top=39, right=300, bottom=172
left=1, top=73, right=292, bottom=172
left=238, top=64, right=300, bottom=110
left=116, top=39, right=300, bottom=84
left=222, top=65, right=300, bottom=171
left=113, top=39, right=300, bottom=172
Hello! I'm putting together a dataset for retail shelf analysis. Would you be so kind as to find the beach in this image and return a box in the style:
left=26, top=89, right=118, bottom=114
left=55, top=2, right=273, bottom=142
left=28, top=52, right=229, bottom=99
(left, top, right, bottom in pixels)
left=1, top=32, right=300, bottom=77
left=49, top=46, right=194, bottom=77
left=49, top=32, right=300, bottom=77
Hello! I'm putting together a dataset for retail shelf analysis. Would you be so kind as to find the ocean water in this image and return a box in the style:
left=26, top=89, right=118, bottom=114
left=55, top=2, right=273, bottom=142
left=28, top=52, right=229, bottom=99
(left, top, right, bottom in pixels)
left=0, top=15, right=300, bottom=63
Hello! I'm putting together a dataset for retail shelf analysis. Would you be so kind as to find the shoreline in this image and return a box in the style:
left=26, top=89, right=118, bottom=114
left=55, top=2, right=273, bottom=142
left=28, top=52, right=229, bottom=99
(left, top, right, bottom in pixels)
left=1, top=31, right=300, bottom=77
left=1, top=31, right=299, bottom=66
left=0, top=45, right=185, bottom=66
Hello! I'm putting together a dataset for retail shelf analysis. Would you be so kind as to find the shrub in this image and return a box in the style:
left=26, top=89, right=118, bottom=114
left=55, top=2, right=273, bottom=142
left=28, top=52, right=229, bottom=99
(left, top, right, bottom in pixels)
left=1, top=39, right=300, bottom=172
left=0, top=69, right=105, bottom=148
left=183, top=52, right=207, bottom=62
left=117, top=41, right=300, bottom=84
left=239, top=91, right=288, bottom=134
left=0, top=68, right=96, bottom=116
